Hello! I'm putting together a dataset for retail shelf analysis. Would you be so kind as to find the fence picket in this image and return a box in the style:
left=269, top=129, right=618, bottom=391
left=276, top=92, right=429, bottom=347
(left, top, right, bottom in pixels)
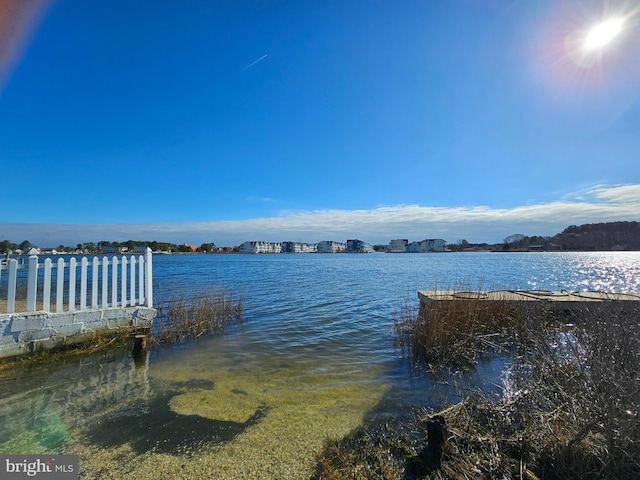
left=145, top=247, right=153, bottom=307
left=27, top=250, right=38, bottom=311
left=80, top=257, right=88, bottom=310
left=69, top=258, right=77, bottom=312
left=7, top=260, right=17, bottom=313
left=138, top=255, right=144, bottom=305
left=121, top=256, right=128, bottom=307
left=43, top=259, right=52, bottom=312
left=56, top=258, right=64, bottom=313
left=1, top=250, right=152, bottom=314
left=101, top=257, right=109, bottom=307
left=91, top=257, right=99, bottom=309
left=130, top=256, right=136, bottom=305
left=111, top=257, right=118, bottom=307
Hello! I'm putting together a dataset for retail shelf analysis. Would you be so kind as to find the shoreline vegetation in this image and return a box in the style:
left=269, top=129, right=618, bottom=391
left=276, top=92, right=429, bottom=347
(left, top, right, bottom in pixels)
left=313, top=291, right=640, bottom=479
left=0, top=288, right=244, bottom=372
left=2, top=221, right=640, bottom=255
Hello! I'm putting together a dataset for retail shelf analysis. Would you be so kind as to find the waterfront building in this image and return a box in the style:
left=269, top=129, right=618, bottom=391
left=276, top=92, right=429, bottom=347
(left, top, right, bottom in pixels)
left=239, top=241, right=283, bottom=253
left=281, top=242, right=318, bottom=253
left=406, top=238, right=447, bottom=253
left=317, top=241, right=346, bottom=253
left=345, top=239, right=374, bottom=253
left=387, top=239, right=409, bottom=253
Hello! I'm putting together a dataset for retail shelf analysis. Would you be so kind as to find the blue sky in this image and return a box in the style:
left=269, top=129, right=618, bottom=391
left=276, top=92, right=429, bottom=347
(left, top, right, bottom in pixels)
left=1, top=0, right=639, bottom=247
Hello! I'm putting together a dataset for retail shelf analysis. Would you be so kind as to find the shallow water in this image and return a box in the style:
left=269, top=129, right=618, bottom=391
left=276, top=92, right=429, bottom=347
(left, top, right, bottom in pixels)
left=1, top=252, right=639, bottom=478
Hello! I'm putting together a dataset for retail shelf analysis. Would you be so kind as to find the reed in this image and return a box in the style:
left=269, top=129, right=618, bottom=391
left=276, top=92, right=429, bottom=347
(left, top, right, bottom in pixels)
left=151, top=287, right=244, bottom=345
left=393, top=289, right=519, bottom=367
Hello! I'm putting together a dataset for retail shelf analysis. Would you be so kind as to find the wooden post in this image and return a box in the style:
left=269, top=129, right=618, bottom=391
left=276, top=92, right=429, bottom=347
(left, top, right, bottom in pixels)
left=409, top=415, right=449, bottom=476
left=426, top=415, right=448, bottom=453
left=132, top=334, right=147, bottom=356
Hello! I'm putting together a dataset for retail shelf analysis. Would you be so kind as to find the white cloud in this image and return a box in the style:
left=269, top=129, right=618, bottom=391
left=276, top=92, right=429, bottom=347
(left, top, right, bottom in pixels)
left=2, top=184, right=639, bottom=247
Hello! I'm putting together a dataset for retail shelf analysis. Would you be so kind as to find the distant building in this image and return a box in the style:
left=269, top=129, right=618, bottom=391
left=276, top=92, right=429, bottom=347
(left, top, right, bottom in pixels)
left=387, top=239, right=409, bottom=253
left=281, top=241, right=317, bottom=253
left=406, top=239, right=447, bottom=253
left=239, top=241, right=283, bottom=253
left=345, top=239, right=374, bottom=253
left=317, top=241, right=346, bottom=253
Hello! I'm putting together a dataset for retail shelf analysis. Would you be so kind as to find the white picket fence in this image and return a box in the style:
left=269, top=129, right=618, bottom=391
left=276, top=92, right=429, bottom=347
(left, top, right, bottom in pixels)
left=0, top=248, right=153, bottom=314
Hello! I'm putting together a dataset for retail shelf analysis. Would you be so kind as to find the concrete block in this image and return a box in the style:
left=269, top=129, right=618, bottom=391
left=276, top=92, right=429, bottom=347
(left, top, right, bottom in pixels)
left=0, top=334, right=18, bottom=348
left=1, top=317, right=12, bottom=335
left=10, top=314, right=48, bottom=333
left=0, top=337, right=24, bottom=358
left=83, top=318, right=109, bottom=330
left=52, top=323, right=84, bottom=337
left=18, top=328, right=54, bottom=342
left=45, top=313, right=75, bottom=329
left=133, top=308, right=156, bottom=325
left=74, top=310, right=103, bottom=324
left=109, top=308, right=128, bottom=320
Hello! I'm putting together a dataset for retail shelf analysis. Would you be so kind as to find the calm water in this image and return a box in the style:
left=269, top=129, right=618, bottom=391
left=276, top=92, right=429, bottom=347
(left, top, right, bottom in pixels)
left=1, top=252, right=639, bottom=478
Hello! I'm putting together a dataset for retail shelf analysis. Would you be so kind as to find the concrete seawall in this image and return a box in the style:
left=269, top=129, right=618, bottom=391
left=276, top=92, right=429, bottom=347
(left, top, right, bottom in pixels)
left=0, top=306, right=156, bottom=359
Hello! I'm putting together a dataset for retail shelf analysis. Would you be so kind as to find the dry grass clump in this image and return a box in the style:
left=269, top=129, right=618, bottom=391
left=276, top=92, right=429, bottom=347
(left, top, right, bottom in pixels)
left=318, top=294, right=640, bottom=479
left=151, top=288, right=244, bottom=344
left=418, top=303, right=640, bottom=479
left=312, top=419, right=416, bottom=480
left=394, top=292, right=519, bottom=367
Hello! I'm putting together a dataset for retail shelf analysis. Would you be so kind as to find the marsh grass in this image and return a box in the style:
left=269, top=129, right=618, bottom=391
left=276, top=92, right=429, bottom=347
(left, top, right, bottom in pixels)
left=316, top=291, right=640, bottom=479
left=394, top=291, right=518, bottom=367
left=151, top=288, right=244, bottom=345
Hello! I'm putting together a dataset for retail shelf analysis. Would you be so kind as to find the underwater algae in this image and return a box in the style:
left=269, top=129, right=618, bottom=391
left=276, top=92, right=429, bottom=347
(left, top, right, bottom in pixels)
left=70, top=349, right=390, bottom=479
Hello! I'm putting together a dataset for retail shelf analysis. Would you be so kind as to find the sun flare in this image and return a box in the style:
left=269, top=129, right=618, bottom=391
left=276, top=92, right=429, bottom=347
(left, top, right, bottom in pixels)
left=583, top=17, right=624, bottom=51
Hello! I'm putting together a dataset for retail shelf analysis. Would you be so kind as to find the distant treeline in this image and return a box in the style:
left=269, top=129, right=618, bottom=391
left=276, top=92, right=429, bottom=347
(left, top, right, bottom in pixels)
left=2, top=221, right=639, bottom=255
left=0, top=239, right=220, bottom=254
left=449, top=221, right=640, bottom=252
left=546, top=221, right=640, bottom=251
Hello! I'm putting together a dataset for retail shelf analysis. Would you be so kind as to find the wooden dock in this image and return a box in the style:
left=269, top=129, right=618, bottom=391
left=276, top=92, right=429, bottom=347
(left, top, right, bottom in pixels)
left=418, top=290, right=640, bottom=303
left=418, top=290, right=640, bottom=319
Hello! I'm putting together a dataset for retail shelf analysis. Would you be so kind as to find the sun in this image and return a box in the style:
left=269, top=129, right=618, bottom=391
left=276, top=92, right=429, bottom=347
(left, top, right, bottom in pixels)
left=562, top=11, right=633, bottom=69
left=583, top=17, right=625, bottom=51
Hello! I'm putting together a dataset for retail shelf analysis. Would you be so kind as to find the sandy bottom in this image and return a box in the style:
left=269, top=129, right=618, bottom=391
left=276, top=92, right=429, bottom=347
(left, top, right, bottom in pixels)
left=62, top=354, right=389, bottom=479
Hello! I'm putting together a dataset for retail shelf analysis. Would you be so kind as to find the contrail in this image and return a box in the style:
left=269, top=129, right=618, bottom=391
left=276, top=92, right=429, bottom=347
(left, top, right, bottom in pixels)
left=242, top=53, right=268, bottom=71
